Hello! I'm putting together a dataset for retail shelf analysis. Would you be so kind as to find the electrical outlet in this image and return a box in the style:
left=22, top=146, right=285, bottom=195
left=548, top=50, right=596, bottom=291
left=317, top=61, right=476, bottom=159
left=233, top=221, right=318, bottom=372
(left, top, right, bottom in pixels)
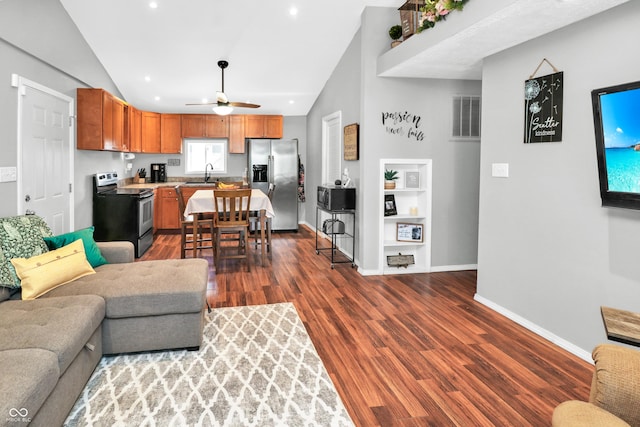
left=0, top=167, right=17, bottom=182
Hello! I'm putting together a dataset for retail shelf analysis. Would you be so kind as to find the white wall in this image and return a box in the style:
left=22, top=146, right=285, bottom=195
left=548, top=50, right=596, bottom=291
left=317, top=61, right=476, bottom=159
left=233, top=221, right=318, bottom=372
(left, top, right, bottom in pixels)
left=477, top=1, right=640, bottom=356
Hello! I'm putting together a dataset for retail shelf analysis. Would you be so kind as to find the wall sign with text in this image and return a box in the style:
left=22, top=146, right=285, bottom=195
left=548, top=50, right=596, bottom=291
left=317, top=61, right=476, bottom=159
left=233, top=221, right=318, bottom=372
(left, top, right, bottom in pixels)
left=524, top=71, right=563, bottom=143
left=381, top=111, right=424, bottom=142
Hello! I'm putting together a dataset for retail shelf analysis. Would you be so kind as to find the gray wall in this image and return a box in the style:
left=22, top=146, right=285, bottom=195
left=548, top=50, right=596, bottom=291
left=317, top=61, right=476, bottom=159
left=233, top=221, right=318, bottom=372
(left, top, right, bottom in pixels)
left=306, top=7, right=480, bottom=272
left=0, top=0, right=124, bottom=226
left=477, top=1, right=640, bottom=357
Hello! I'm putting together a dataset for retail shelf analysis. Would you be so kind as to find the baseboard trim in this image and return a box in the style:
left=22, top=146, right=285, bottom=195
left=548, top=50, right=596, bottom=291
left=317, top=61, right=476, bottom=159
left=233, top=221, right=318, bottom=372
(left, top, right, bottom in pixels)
left=431, top=264, right=478, bottom=272
left=473, top=294, right=593, bottom=364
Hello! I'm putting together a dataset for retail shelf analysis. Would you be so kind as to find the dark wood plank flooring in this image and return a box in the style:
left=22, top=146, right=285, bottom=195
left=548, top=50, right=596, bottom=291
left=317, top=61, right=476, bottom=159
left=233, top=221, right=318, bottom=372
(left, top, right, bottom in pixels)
left=141, top=226, right=592, bottom=426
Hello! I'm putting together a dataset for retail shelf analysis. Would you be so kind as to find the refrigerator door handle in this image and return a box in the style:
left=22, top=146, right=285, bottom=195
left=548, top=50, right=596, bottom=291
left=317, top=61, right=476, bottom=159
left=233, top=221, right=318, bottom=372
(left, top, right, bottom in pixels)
left=268, top=154, right=274, bottom=184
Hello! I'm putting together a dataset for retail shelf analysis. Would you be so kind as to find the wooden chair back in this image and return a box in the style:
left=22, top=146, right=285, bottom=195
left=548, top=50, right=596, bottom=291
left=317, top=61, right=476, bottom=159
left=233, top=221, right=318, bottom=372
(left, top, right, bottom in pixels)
left=214, top=189, right=252, bottom=226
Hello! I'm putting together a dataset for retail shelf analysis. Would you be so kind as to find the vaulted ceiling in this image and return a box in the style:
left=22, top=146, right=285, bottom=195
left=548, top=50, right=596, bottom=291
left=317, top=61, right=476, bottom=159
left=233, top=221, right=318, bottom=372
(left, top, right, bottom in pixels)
left=59, top=0, right=628, bottom=116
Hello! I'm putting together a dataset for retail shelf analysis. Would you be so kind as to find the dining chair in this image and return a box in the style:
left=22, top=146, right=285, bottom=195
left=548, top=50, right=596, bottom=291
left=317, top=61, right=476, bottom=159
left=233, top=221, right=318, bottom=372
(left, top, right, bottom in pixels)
left=176, top=185, right=214, bottom=258
left=213, top=188, right=252, bottom=271
left=250, top=183, right=275, bottom=254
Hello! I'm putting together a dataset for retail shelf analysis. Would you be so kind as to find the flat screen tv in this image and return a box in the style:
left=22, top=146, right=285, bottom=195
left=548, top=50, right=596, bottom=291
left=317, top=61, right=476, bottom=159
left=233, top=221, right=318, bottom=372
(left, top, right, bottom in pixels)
left=592, top=80, right=640, bottom=209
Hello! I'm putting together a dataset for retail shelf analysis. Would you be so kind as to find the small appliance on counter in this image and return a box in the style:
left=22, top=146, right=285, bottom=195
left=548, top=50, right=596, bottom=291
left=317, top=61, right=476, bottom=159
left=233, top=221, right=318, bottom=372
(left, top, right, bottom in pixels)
left=150, top=163, right=167, bottom=183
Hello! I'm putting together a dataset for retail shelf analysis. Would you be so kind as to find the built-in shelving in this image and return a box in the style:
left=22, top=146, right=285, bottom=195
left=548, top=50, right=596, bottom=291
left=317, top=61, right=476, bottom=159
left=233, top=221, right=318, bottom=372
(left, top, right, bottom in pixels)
left=380, top=159, right=432, bottom=275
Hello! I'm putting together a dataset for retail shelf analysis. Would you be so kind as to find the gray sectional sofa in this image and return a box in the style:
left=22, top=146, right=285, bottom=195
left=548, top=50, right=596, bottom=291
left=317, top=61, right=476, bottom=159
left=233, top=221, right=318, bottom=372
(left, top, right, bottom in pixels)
left=0, top=216, right=209, bottom=427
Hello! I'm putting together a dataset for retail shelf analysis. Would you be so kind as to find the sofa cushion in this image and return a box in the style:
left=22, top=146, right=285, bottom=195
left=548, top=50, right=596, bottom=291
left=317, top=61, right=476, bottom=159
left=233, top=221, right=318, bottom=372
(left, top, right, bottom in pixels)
left=0, top=348, right=59, bottom=425
left=11, top=239, right=96, bottom=300
left=0, top=295, right=105, bottom=374
left=0, top=215, right=52, bottom=289
left=44, top=226, right=107, bottom=268
left=44, top=258, right=208, bottom=318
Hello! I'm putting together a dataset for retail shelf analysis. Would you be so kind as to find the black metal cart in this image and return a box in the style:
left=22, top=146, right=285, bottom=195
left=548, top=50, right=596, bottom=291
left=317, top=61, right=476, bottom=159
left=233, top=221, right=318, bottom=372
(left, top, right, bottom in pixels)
left=315, top=206, right=356, bottom=269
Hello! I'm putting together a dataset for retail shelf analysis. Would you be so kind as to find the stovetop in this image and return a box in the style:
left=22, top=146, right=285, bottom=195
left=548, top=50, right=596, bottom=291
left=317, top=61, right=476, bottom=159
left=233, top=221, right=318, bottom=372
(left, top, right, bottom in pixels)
left=94, top=172, right=153, bottom=197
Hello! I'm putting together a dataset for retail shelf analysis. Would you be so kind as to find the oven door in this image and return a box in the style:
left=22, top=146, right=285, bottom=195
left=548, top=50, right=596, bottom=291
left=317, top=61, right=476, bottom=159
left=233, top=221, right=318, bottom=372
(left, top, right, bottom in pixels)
left=138, top=195, right=154, bottom=236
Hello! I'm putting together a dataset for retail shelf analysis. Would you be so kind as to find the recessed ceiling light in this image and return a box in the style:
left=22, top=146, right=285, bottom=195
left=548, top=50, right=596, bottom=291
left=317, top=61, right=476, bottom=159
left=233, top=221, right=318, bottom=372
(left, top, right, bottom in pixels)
left=154, top=96, right=160, bottom=101
left=289, top=100, right=295, bottom=104
left=202, top=98, right=208, bottom=104
left=149, top=2, right=158, bottom=9
left=144, top=75, right=151, bottom=82
left=289, top=6, right=298, bottom=16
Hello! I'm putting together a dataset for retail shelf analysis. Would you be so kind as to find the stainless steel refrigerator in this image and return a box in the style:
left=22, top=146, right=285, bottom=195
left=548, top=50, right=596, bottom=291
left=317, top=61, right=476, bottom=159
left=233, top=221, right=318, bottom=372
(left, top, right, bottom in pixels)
left=247, top=139, right=299, bottom=231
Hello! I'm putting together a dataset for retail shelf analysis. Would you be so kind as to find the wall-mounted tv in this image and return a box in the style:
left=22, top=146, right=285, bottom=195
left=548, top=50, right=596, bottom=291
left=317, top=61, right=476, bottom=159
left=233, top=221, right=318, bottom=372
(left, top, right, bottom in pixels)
left=592, top=80, right=640, bottom=209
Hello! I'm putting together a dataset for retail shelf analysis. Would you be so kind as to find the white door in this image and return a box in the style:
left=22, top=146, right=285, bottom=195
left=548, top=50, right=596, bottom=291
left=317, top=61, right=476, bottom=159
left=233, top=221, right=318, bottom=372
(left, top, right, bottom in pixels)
left=15, top=75, right=74, bottom=235
left=322, top=111, right=342, bottom=184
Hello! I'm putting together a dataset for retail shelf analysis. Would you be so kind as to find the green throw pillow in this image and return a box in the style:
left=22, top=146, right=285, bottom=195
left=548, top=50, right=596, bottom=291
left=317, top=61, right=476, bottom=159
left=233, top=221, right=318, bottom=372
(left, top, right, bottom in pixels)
left=44, top=226, right=107, bottom=268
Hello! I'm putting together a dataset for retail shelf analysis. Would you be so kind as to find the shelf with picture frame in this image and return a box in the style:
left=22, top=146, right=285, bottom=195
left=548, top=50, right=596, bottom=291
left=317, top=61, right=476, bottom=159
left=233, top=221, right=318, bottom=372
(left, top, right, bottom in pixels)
left=380, top=158, right=432, bottom=275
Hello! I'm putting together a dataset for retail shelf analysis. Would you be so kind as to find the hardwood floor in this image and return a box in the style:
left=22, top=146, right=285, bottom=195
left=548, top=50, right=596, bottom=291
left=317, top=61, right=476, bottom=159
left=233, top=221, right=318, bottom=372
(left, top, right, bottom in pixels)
left=141, top=226, right=593, bottom=426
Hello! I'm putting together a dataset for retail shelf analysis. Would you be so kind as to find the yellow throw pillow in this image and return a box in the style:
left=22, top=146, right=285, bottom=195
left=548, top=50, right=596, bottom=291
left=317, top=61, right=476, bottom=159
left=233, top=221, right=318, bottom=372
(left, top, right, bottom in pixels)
left=11, top=239, right=95, bottom=300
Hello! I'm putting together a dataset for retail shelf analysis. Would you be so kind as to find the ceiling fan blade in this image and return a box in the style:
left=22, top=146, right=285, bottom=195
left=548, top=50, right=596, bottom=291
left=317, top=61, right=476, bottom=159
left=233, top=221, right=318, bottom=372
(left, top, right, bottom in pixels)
left=229, top=102, right=260, bottom=108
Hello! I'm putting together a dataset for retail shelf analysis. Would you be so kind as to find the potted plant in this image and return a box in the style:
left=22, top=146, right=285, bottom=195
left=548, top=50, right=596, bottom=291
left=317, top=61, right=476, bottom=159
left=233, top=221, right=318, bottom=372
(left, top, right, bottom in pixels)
left=384, top=169, right=399, bottom=189
left=389, top=25, right=403, bottom=48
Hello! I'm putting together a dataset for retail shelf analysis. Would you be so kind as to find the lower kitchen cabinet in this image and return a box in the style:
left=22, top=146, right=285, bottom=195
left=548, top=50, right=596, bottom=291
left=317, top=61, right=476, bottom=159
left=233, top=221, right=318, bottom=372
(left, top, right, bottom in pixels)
left=155, top=187, right=180, bottom=230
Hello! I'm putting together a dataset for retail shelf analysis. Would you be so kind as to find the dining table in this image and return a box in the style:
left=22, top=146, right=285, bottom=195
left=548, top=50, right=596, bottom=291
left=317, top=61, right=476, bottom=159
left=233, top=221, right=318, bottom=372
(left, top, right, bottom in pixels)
left=184, top=188, right=275, bottom=265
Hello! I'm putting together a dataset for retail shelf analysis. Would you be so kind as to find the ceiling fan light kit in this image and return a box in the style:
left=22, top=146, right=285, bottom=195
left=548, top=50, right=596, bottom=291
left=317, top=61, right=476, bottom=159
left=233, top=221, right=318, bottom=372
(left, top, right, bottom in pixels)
left=212, top=105, right=233, bottom=116
left=187, top=60, right=260, bottom=113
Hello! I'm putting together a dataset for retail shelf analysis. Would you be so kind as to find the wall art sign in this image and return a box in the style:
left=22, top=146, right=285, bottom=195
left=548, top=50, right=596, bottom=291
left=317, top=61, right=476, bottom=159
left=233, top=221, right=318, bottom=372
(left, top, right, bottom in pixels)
left=381, top=111, right=424, bottom=142
left=524, top=71, right=563, bottom=143
left=343, top=123, right=359, bottom=160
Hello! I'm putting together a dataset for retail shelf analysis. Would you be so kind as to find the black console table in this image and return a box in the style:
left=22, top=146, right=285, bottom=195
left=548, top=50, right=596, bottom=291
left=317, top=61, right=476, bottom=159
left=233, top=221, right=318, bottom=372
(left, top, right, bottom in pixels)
left=315, top=206, right=356, bottom=269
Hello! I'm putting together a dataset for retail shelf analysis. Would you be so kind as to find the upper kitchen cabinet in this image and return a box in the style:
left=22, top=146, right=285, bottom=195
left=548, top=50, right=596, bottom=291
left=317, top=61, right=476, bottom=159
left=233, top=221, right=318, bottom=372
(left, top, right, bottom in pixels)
left=77, top=88, right=126, bottom=151
left=127, top=105, right=142, bottom=153
left=244, top=115, right=283, bottom=139
left=228, top=115, right=246, bottom=154
left=141, top=111, right=160, bottom=153
left=181, top=114, right=229, bottom=138
left=161, top=114, right=182, bottom=153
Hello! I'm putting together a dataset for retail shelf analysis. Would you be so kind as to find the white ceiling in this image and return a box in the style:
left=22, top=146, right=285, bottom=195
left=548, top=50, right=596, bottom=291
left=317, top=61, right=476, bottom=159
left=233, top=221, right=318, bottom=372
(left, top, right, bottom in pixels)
left=59, top=0, right=628, bottom=116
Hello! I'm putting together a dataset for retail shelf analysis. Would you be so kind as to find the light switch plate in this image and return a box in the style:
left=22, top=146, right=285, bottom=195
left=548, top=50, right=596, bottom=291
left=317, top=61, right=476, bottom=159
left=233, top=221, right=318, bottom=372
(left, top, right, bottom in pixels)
left=491, top=163, right=509, bottom=178
left=0, top=167, right=17, bottom=182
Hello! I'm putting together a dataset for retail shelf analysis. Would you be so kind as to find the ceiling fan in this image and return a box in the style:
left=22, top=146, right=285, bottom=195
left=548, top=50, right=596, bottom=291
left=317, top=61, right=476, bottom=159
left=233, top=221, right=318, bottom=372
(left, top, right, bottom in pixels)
left=186, top=60, right=260, bottom=115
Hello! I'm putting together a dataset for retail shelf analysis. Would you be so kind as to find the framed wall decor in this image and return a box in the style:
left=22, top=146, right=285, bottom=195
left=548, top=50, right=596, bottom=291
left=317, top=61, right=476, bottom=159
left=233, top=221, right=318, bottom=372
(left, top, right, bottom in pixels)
left=397, top=222, right=423, bottom=242
left=344, top=123, right=359, bottom=160
left=384, top=194, right=397, bottom=216
left=405, top=171, right=420, bottom=189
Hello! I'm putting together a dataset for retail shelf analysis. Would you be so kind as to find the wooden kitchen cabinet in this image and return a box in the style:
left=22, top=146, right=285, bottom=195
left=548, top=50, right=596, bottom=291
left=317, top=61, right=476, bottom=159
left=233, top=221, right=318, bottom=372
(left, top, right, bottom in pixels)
left=161, top=114, right=182, bottom=153
left=181, top=114, right=229, bottom=138
left=127, top=105, right=142, bottom=153
left=244, top=115, right=283, bottom=139
left=77, top=88, right=126, bottom=151
left=141, top=111, right=160, bottom=153
left=155, top=187, right=180, bottom=230
left=228, top=115, right=246, bottom=153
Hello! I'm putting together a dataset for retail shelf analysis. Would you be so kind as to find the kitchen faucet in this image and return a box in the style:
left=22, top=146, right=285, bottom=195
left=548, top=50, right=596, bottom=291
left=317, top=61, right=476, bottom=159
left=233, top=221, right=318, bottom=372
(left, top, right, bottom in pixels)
left=204, top=163, right=214, bottom=183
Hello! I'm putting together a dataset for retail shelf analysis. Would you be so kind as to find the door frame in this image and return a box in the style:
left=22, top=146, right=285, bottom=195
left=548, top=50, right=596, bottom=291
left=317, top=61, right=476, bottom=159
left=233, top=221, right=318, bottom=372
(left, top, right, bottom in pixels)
left=321, top=111, right=342, bottom=185
left=11, top=74, right=75, bottom=229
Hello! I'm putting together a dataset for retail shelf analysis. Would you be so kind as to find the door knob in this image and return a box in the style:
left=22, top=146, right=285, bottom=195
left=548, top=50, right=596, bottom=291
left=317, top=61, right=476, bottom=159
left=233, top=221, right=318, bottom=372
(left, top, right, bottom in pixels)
left=25, top=209, right=35, bottom=215
left=24, top=194, right=31, bottom=202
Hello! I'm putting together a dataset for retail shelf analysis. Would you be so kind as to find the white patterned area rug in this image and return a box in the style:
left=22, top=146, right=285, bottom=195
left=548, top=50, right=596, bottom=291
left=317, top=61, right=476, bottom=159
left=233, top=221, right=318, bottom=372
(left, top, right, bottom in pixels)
left=65, top=302, right=354, bottom=427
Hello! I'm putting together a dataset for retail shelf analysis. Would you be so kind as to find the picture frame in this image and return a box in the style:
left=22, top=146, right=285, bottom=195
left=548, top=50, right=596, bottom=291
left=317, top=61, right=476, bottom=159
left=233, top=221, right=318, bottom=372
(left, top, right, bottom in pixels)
left=405, top=171, right=420, bottom=189
left=384, top=194, right=397, bottom=216
left=396, top=222, right=423, bottom=242
left=343, top=123, right=359, bottom=160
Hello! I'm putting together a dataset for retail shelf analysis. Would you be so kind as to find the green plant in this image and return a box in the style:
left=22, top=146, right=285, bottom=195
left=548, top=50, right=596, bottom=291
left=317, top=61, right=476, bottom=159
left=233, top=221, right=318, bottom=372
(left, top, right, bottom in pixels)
left=388, top=25, right=403, bottom=41
left=384, top=169, right=399, bottom=181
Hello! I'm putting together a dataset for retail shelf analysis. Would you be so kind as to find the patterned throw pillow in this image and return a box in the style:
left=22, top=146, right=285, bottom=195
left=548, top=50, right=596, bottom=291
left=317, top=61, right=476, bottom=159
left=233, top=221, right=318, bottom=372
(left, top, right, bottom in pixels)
left=0, top=216, right=53, bottom=289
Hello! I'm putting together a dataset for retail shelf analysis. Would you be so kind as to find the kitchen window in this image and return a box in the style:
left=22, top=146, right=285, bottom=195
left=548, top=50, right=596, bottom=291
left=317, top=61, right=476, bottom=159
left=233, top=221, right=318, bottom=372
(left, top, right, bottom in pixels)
left=184, top=139, right=228, bottom=174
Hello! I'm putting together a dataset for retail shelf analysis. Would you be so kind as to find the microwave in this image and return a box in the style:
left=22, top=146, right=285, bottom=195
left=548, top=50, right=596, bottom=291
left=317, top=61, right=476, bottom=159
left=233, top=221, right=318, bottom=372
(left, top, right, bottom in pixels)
left=317, top=185, right=356, bottom=211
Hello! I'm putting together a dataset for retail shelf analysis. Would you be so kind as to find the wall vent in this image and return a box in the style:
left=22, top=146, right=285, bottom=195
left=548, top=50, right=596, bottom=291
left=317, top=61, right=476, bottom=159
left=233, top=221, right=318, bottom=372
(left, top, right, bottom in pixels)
left=452, top=95, right=481, bottom=140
